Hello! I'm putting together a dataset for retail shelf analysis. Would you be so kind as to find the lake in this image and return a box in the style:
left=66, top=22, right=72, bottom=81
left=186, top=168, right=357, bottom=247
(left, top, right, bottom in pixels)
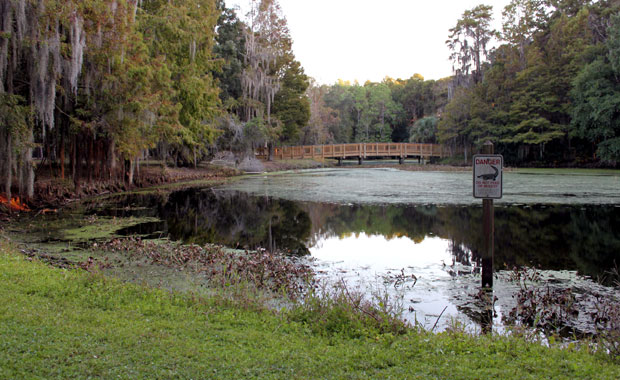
left=108, top=168, right=620, bottom=332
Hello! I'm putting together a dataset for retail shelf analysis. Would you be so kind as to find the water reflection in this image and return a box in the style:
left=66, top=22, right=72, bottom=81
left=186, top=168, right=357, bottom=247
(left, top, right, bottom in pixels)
left=108, top=190, right=620, bottom=283
left=103, top=189, right=620, bottom=331
left=311, top=234, right=458, bottom=318
left=304, top=202, right=620, bottom=282
left=114, top=188, right=312, bottom=255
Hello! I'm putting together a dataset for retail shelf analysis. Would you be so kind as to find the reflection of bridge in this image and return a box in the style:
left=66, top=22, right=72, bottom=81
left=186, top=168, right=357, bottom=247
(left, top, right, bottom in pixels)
left=257, top=143, right=445, bottom=164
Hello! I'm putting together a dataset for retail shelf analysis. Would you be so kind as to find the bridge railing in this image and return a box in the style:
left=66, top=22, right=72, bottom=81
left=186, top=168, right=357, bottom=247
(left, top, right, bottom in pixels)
left=255, top=143, right=446, bottom=160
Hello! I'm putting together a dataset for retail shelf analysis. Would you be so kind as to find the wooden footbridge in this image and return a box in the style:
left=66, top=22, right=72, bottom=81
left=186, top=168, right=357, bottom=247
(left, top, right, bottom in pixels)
left=256, top=143, right=445, bottom=164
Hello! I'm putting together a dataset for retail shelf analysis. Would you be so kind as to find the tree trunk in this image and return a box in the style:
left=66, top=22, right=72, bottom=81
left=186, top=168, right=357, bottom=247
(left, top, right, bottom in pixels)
left=0, top=130, right=6, bottom=199
left=46, top=136, right=54, bottom=177
left=24, top=129, right=34, bottom=199
left=108, top=139, right=117, bottom=181
left=463, top=144, right=468, bottom=163
left=71, top=135, right=76, bottom=182
left=160, top=142, right=167, bottom=168
left=73, top=135, right=81, bottom=194
left=380, top=104, right=385, bottom=140
left=59, top=130, right=65, bottom=179
left=17, top=158, right=24, bottom=199
left=94, top=140, right=102, bottom=180
left=128, top=158, right=135, bottom=186
left=5, top=134, right=12, bottom=202
left=88, top=136, right=94, bottom=183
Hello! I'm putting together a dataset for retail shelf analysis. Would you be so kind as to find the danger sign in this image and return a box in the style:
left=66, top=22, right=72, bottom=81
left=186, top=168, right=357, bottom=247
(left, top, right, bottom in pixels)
left=473, top=154, right=503, bottom=199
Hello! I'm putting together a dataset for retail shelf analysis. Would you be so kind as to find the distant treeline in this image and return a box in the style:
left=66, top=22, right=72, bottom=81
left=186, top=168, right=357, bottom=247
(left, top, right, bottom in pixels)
left=0, top=0, right=619, bottom=202
left=304, top=1, right=620, bottom=167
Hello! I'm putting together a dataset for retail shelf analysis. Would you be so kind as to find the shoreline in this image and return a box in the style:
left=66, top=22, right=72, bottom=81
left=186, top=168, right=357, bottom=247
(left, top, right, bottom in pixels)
left=10, top=159, right=620, bottom=213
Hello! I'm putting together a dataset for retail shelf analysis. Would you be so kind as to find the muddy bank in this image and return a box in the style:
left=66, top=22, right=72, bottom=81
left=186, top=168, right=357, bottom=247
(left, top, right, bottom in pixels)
left=30, top=164, right=240, bottom=209
left=20, top=158, right=486, bottom=212
left=28, top=159, right=462, bottom=208
left=13, top=236, right=314, bottom=301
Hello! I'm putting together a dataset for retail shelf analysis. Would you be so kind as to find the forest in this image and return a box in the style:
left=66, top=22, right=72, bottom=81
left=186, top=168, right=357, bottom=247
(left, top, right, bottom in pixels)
left=0, top=0, right=619, bottom=202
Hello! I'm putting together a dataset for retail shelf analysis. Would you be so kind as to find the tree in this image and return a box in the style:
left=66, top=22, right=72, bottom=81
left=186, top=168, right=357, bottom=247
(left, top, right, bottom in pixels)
left=322, top=80, right=355, bottom=143
left=364, top=82, right=400, bottom=141
left=241, top=0, right=311, bottom=158
left=0, top=0, right=88, bottom=198
left=139, top=0, right=221, bottom=167
left=0, top=94, right=32, bottom=201
left=390, top=74, right=433, bottom=122
left=349, top=83, right=369, bottom=142
left=502, top=0, right=550, bottom=66
left=503, top=8, right=592, bottom=160
left=571, top=14, right=620, bottom=162
left=214, top=0, right=246, bottom=114
left=438, top=85, right=493, bottom=161
left=273, top=60, right=310, bottom=144
left=409, top=117, right=438, bottom=143
left=302, top=80, right=337, bottom=145
left=447, top=4, right=497, bottom=86
left=241, top=0, right=289, bottom=123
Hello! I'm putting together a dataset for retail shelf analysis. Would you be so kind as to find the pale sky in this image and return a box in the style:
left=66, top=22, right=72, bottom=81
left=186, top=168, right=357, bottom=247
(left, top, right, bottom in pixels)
left=228, top=0, right=512, bottom=84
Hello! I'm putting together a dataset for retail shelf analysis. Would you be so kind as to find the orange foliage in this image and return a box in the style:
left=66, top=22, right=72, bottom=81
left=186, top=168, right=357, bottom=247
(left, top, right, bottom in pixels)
left=0, top=195, right=31, bottom=212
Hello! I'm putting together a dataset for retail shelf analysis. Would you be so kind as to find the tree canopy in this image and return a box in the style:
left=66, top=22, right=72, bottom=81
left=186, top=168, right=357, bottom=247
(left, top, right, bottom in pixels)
left=0, top=0, right=618, bottom=202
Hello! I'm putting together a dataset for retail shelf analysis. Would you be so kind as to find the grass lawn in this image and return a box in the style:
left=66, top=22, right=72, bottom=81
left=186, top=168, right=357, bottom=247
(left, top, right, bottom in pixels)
left=1, top=241, right=618, bottom=379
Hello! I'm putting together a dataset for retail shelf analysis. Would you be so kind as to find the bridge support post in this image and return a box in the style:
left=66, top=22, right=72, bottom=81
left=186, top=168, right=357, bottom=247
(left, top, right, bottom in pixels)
left=398, top=157, right=404, bottom=165
left=337, top=157, right=342, bottom=166
left=358, top=157, right=363, bottom=165
left=418, top=156, right=421, bottom=164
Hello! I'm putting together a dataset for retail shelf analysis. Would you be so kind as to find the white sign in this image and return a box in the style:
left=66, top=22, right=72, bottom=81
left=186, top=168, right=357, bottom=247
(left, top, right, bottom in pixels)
left=473, top=154, right=503, bottom=199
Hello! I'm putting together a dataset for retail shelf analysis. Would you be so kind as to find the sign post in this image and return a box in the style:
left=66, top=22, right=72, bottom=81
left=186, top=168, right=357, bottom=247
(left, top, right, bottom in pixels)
left=473, top=141, right=502, bottom=332
left=473, top=141, right=502, bottom=287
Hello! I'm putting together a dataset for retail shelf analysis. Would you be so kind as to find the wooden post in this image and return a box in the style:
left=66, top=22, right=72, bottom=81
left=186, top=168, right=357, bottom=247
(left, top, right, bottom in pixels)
left=481, top=141, right=494, bottom=290
left=481, top=141, right=494, bottom=333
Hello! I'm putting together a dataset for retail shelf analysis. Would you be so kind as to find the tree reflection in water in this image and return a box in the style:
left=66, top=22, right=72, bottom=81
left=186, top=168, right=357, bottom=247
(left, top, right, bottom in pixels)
left=114, top=189, right=620, bottom=283
left=117, top=188, right=312, bottom=255
left=107, top=189, right=619, bottom=331
left=303, top=202, right=620, bottom=283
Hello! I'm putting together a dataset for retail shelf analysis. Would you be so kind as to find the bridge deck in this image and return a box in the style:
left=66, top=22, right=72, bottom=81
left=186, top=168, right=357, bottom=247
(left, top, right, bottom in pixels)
left=256, top=143, right=444, bottom=160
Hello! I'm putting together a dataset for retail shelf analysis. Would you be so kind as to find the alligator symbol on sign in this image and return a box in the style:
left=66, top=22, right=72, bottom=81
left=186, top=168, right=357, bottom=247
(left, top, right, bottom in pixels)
left=477, top=165, right=499, bottom=181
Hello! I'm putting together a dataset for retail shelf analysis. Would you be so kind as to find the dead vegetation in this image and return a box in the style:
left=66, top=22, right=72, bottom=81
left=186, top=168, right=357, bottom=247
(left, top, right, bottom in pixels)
left=101, top=237, right=314, bottom=300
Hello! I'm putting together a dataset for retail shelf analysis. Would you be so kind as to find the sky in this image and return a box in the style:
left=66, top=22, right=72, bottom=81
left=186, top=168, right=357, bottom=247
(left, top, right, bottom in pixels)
left=227, top=0, right=513, bottom=85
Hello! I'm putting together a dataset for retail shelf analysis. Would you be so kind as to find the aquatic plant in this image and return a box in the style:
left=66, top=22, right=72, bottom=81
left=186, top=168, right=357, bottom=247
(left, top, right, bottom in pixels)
left=101, top=237, right=314, bottom=299
left=503, top=266, right=620, bottom=358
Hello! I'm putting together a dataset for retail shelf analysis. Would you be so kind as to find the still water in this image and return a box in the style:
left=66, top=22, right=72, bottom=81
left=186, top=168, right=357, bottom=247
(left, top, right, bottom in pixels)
left=112, top=168, right=620, bottom=331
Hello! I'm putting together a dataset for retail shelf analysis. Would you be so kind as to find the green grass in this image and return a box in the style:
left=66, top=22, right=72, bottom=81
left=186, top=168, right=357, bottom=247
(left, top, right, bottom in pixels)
left=1, top=242, right=618, bottom=379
